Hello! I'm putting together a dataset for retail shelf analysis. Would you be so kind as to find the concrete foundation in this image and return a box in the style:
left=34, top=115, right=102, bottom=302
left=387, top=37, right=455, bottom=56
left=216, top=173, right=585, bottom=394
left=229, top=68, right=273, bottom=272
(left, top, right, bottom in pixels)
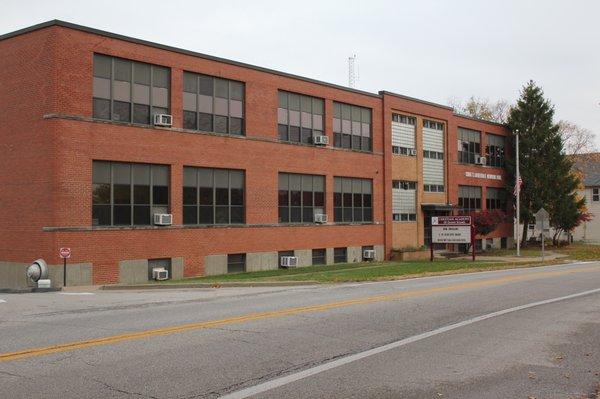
left=347, top=246, right=363, bottom=263
left=204, top=255, right=227, bottom=276
left=325, top=248, right=335, bottom=265
left=172, top=257, right=184, bottom=280
left=119, top=259, right=148, bottom=285
left=246, top=251, right=278, bottom=272
left=295, top=249, right=312, bottom=267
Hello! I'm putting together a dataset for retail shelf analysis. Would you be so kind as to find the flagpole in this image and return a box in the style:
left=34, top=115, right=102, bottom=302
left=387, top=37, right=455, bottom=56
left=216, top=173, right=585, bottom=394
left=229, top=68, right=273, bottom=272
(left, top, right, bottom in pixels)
left=516, top=130, right=520, bottom=257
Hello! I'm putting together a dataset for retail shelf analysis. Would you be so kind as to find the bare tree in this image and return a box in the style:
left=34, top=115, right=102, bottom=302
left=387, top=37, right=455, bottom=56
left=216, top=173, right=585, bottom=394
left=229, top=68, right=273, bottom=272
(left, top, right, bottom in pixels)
left=557, top=120, right=597, bottom=155
left=448, top=96, right=510, bottom=124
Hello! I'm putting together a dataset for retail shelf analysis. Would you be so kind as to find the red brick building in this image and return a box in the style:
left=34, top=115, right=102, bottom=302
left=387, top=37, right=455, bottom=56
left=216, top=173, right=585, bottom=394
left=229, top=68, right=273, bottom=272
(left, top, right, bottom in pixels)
left=0, top=21, right=512, bottom=289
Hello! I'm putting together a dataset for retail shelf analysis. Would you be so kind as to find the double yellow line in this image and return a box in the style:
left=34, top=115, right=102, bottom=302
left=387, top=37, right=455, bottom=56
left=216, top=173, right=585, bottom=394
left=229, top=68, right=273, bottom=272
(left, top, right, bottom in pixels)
left=1, top=266, right=597, bottom=363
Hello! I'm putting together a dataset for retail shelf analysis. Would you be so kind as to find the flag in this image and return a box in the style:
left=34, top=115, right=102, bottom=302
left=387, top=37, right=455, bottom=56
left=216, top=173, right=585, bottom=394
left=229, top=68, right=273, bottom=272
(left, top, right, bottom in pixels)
left=513, top=176, right=523, bottom=196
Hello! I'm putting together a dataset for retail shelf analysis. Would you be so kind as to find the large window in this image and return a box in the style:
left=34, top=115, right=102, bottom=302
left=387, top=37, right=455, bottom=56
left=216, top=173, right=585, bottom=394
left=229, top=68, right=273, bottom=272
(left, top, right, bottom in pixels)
left=391, top=114, right=416, bottom=156
left=278, top=173, right=325, bottom=223
left=458, top=185, right=482, bottom=212
left=183, top=167, right=245, bottom=225
left=486, top=134, right=506, bottom=168
left=183, top=72, right=244, bottom=135
left=227, top=254, right=246, bottom=273
left=93, top=54, right=170, bottom=124
left=92, top=161, right=169, bottom=226
left=457, top=128, right=481, bottom=164
left=333, top=102, right=372, bottom=151
left=312, top=249, right=326, bottom=265
left=278, top=91, right=324, bottom=144
left=487, top=187, right=507, bottom=211
left=333, top=247, right=347, bottom=263
left=392, top=180, right=416, bottom=221
left=334, top=177, right=373, bottom=222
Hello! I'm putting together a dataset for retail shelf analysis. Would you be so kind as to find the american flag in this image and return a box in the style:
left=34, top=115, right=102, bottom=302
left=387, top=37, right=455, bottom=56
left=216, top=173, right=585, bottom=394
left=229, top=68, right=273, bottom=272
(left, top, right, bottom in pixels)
left=513, top=176, right=523, bottom=196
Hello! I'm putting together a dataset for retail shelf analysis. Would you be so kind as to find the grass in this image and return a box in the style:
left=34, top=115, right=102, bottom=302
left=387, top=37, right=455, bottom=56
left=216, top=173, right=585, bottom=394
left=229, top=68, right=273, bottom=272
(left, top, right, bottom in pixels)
left=145, top=243, right=600, bottom=286
left=159, top=259, right=558, bottom=285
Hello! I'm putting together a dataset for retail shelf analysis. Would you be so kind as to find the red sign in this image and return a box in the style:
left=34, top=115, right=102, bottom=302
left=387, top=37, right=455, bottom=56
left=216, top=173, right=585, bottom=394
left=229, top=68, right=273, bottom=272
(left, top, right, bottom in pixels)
left=431, top=216, right=471, bottom=226
left=59, top=247, right=71, bottom=259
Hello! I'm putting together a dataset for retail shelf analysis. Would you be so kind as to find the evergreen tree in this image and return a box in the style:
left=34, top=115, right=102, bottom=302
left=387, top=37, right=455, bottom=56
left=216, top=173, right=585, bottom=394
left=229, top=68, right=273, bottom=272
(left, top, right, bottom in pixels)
left=506, top=80, right=585, bottom=246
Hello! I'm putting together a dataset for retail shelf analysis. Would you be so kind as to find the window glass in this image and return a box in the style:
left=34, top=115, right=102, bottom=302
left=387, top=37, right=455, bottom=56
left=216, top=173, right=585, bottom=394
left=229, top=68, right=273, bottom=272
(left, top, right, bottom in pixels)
left=333, top=177, right=373, bottom=223
left=333, top=101, right=371, bottom=151
left=279, top=173, right=325, bottom=223
left=278, top=90, right=324, bottom=144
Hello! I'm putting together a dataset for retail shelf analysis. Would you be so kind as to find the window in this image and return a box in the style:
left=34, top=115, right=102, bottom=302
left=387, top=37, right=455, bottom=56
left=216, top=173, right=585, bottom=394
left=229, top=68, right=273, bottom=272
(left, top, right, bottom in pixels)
left=333, top=102, right=372, bottom=151
left=183, top=72, right=244, bottom=135
left=423, top=150, right=444, bottom=160
left=423, top=120, right=444, bottom=130
left=92, top=161, right=169, bottom=226
left=93, top=54, right=170, bottom=124
left=391, top=114, right=416, bottom=155
left=486, top=187, right=507, bottom=210
left=312, top=249, right=326, bottom=265
left=333, top=247, right=347, bottom=263
left=362, top=245, right=374, bottom=260
left=183, top=167, right=245, bottom=225
left=424, top=184, right=445, bottom=192
left=278, top=91, right=324, bottom=144
left=486, top=134, right=506, bottom=168
left=278, top=173, right=325, bottom=223
left=334, top=177, right=373, bottom=222
left=227, top=254, right=246, bottom=273
left=148, top=259, right=171, bottom=280
left=457, top=128, right=481, bottom=164
left=458, top=185, right=482, bottom=212
left=593, top=188, right=599, bottom=202
left=392, top=180, right=417, bottom=221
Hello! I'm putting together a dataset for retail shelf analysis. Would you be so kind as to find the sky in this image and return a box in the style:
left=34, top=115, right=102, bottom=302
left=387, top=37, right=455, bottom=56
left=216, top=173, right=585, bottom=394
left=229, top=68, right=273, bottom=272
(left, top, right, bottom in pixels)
left=2, top=0, right=599, bottom=143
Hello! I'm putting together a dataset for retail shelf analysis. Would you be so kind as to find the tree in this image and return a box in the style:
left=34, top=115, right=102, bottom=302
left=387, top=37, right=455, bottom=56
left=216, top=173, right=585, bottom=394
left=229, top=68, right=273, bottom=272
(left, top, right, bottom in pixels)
left=557, top=120, right=597, bottom=155
left=473, top=210, right=505, bottom=237
left=506, top=80, right=586, bottom=246
left=448, top=96, right=510, bottom=124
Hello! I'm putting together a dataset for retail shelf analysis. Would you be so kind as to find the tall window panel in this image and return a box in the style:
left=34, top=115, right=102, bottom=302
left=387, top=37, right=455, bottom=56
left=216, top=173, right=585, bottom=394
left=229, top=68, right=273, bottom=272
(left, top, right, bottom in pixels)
left=458, top=185, right=482, bottom=213
left=92, top=161, right=169, bottom=226
left=392, top=180, right=417, bottom=221
left=93, top=54, right=170, bottom=124
left=457, top=128, right=481, bottom=164
left=183, top=72, right=244, bottom=135
left=333, top=102, right=372, bottom=151
left=183, top=167, right=245, bottom=225
left=391, top=114, right=416, bottom=155
left=486, top=187, right=507, bottom=211
left=486, top=134, right=506, bottom=168
left=333, top=177, right=373, bottom=222
left=278, top=173, right=325, bottom=223
left=278, top=91, right=324, bottom=144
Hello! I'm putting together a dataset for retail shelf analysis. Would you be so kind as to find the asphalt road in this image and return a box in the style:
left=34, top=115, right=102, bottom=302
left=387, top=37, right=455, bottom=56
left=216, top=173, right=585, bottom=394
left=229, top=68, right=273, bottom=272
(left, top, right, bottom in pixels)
left=0, top=262, right=599, bottom=398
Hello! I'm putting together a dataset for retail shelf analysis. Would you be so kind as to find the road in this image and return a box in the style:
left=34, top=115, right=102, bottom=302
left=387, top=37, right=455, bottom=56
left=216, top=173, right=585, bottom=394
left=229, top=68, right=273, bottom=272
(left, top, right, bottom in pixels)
left=0, top=262, right=599, bottom=398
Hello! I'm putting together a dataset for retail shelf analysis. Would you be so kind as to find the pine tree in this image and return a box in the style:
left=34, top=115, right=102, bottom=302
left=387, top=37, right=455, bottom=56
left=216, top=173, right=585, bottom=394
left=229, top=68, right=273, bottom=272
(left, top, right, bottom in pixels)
left=506, top=81, right=586, bottom=245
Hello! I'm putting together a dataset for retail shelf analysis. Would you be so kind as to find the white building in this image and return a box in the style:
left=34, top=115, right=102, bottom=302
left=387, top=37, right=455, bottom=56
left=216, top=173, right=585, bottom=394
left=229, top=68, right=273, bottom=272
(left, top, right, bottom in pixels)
left=572, top=154, right=600, bottom=243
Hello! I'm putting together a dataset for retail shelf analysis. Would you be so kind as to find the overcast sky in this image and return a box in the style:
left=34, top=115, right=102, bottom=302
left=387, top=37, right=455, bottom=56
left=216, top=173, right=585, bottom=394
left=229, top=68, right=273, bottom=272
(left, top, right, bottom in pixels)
left=3, top=0, right=599, bottom=143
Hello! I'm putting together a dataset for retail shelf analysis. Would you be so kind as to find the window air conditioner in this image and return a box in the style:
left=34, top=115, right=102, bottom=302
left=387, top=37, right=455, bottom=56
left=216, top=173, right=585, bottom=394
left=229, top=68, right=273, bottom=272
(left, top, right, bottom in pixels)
left=314, top=214, right=327, bottom=223
left=363, top=250, right=376, bottom=259
left=280, top=256, right=298, bottom=268
left=409, top=148, right=417, bottom=156
left=477, top=156, right=487, bottom=166
left=153, top=114, right=173, bottom=127
left=153, top=213, right=173, bottom=226
left=313, top=135, right=329, bottom=145
left=152, top=267, right=169, bottom=281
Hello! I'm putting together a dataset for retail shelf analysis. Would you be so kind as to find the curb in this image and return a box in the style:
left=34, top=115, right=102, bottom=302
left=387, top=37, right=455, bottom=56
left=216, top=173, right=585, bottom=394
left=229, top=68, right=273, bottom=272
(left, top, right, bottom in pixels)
left=100, top=281, right=321, bottom=290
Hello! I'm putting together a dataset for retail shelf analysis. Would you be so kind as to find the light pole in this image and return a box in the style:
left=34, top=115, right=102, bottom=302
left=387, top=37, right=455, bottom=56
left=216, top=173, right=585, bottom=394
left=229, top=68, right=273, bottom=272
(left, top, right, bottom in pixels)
left=515, top=129, right=520, bottom=257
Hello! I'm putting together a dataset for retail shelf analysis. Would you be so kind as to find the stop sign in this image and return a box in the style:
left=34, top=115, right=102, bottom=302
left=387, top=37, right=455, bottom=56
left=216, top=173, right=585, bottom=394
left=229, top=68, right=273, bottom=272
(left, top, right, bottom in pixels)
left=59, top=247, right=71, bottom=259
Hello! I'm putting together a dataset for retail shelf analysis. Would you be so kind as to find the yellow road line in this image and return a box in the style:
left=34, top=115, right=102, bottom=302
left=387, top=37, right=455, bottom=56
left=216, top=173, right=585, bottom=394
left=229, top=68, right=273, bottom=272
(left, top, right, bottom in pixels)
left=0, top=266, right=597, bottom=363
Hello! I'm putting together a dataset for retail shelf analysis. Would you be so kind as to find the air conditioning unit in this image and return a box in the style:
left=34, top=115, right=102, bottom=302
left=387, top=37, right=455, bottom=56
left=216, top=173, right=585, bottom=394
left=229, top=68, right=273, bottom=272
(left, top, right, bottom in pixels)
left=153, top=213, right=173, bottom=226
left=153, top=114, right=173, bottom=127
left=363, top=250, right=376, bottom=260
left=313, top=135, right=329, bottom=146
left=314, top=214, right=327, bottom=223
left=477, top=156, right=487, bottom=166
left=280, top=256, right=298, bottom=268
left=409, top=148, right=417, bottom=156
left=401, top=182, right=409, bottom=190
left=152, top=267, right=169, bottom=281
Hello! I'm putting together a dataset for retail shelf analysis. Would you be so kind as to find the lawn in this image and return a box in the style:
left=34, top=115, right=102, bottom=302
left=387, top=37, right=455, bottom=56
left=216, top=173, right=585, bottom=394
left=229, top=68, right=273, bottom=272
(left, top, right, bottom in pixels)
left=160, top=258, right=556, bottom=285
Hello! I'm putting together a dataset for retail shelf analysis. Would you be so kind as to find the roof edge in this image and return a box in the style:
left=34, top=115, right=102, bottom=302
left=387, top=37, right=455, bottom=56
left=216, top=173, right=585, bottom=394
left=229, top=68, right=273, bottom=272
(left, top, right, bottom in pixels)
left=452, top=112, right=508, bottom=127
left=0, top=19, right=383, bottom=99
left=379, top=90, right=454, bottom=111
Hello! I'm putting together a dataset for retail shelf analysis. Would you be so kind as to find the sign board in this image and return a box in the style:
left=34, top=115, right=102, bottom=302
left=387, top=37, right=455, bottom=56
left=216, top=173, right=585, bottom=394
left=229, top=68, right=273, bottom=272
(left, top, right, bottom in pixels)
left=465, top=171, right=502, bottom=181
left=534, top=207, right=550, bottom=232
left=431, top=225, right=472, bottom=244
left=59, top=247, right=71, bottom=259
left=431, top=216, right=471, bottom=226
